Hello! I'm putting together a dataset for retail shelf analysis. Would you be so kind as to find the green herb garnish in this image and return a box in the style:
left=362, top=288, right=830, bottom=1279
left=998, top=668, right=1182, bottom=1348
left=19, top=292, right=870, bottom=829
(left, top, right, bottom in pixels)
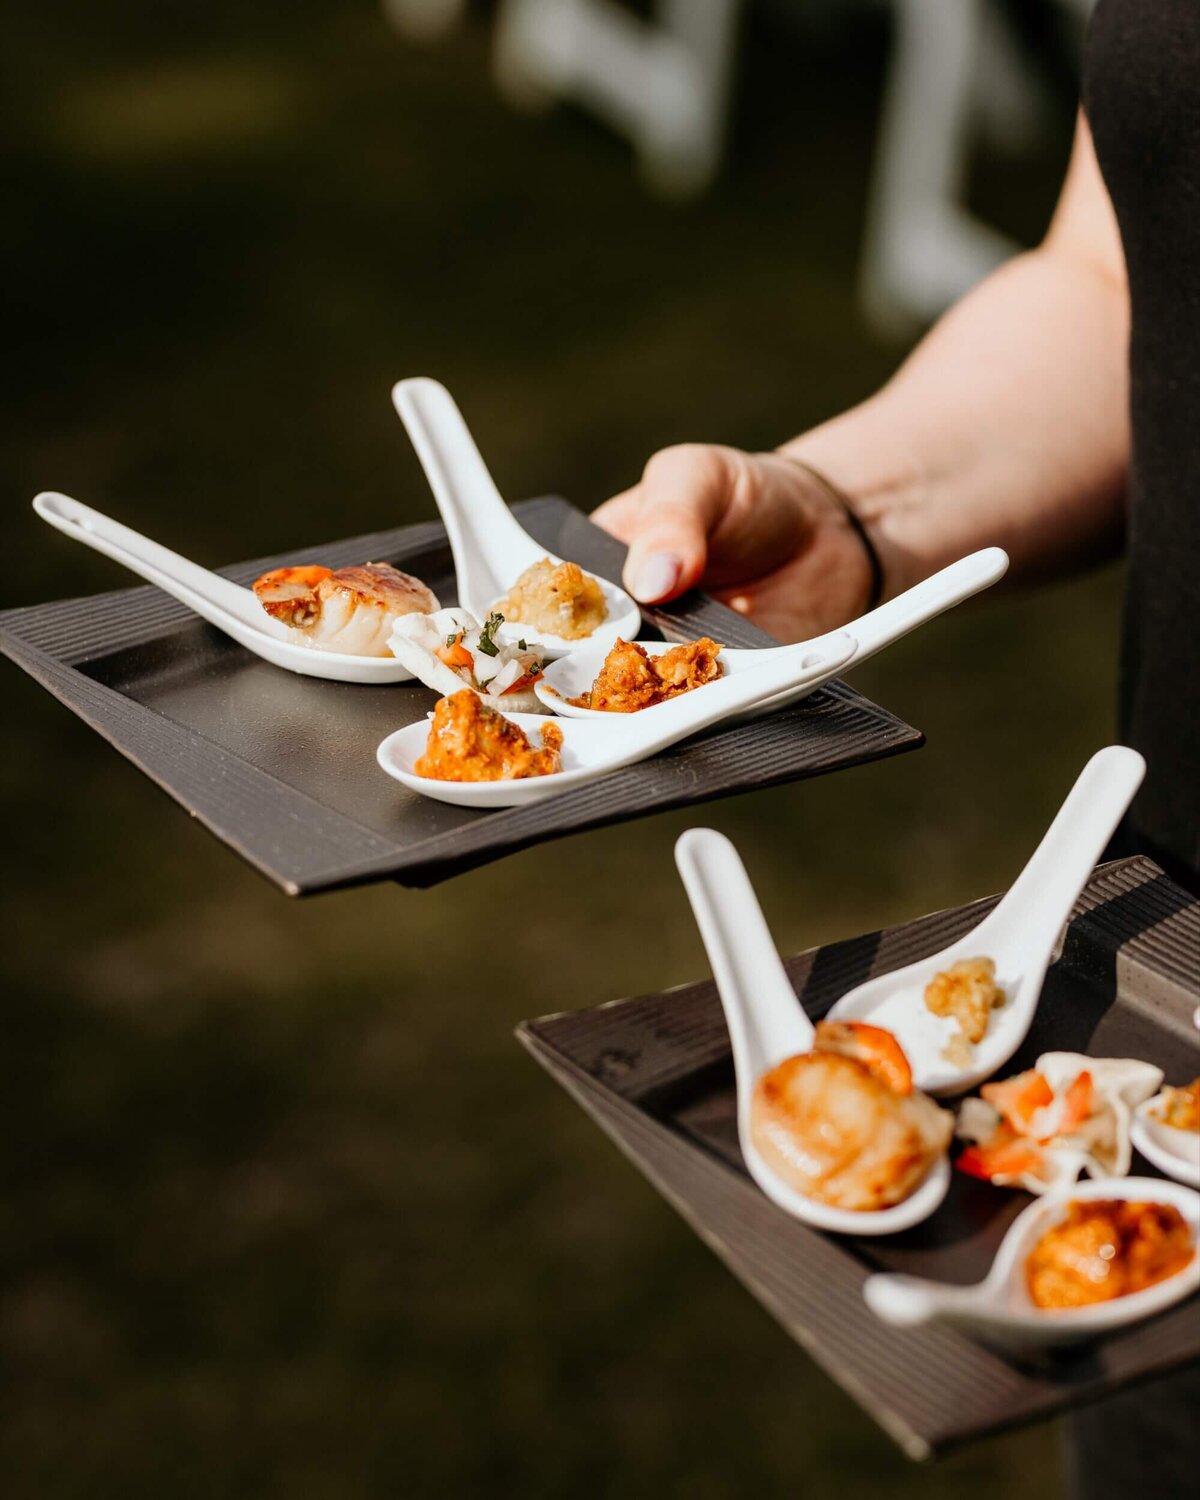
left=477, top=611, right=504, bottom=657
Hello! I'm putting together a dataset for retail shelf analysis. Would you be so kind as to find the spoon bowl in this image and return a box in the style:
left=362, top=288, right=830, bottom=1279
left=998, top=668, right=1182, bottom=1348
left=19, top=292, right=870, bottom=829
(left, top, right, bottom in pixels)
left=1131, top=1093, right=1200, bottom=1187
left=537, top=548, right=1010, bottom=718
left=674, top=827, right=951, bottom=1237
left=827, top=746, right=1146, bottom=1096
left=865, top=1176, right=1200, bottom=1347
left=392, top=377, right=641, bottom=656
left=377, top=632, right=856, bottom=808
left=33, top=492, right=418, bottom=685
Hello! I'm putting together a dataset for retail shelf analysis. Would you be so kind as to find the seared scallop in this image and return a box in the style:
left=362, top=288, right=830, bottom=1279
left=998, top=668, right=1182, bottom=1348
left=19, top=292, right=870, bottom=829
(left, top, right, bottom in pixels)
left=751, top=1042, right=953, bottom=1212
left=253, top=562, right=439, bottom=657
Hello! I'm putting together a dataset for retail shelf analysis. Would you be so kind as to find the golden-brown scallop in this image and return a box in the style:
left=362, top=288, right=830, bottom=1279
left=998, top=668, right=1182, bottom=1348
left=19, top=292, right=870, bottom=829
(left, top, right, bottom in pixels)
left=750, top=1049, right=953, bottom=1212
left=253, top=562, right=438, bottom=656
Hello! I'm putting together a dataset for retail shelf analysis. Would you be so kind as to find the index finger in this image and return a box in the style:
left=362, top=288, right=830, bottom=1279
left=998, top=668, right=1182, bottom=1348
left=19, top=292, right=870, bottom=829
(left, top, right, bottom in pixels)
left=590, top=487, right=642, bottom=544
left=617, top=445, right=735, bottom=603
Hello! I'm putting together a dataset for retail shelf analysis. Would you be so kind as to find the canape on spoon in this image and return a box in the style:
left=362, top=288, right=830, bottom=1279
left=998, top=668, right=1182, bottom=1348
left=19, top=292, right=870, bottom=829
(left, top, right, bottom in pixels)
left=864, top=1177, right=1200, bottom=1347
left=392, top=377, right=641, bottom=657
left=537, top=547, right=1009, bottom=719
left=674, top=828, right=952, bottom=1236
left=1132, top=1088, right=1200, bottom=1188
left=955, top=1052, right=1165, bottom=1195
left=32, top=492, right=422, bottom=685
left=827, top=746, right=1146, bottom=1097
left=377, top=630, right=857, bottom=809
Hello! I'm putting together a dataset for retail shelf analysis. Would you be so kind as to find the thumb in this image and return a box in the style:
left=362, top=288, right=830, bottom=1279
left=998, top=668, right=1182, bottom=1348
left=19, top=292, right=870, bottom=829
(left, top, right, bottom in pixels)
left=619, top=444, right=734, bottom=603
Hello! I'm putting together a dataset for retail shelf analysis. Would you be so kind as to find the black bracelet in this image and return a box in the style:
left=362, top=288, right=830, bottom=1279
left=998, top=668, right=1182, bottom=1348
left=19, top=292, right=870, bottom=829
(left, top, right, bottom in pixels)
left=785, top=457, right=885, bottom=611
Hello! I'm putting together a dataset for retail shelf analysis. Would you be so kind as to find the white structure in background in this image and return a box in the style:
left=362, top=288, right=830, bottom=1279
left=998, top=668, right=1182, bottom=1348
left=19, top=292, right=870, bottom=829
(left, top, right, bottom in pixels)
left=382, top=0, right=742, bottom=197
left=860, top=0, right=1095, bottom=334
left=383, top=0, right=1095, bottom=327
left=493, top=0, right=744, bottom=199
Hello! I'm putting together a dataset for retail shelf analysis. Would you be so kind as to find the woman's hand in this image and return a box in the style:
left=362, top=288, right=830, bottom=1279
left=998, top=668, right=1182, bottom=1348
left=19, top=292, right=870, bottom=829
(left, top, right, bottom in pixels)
left=593, top=116, right=1130, bottom=641
left=591, top=443, right=876, bottom=643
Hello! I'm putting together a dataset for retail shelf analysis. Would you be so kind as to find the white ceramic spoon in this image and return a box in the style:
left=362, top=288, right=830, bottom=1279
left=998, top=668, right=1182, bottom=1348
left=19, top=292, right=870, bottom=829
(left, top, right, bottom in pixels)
left=33, top=492, right=417, bottom=685
left=392, top=376, right=641, bottom=657
left=376, top=631, right=857, bottom=809
left=673, top=827, right=951, bottom=1236
left=864, top=1176, right=1200, bottom=1347
left=827, top=746, right=1146, bottom=1097
left=537, top=547, right=1009, bottom=718
left=1131, top=1094, right=1200, bottom=1188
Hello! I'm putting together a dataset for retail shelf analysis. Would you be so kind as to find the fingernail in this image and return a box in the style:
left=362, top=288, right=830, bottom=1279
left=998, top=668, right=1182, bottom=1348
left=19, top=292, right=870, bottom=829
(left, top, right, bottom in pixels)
left=629, top=551, right=682, bottom=602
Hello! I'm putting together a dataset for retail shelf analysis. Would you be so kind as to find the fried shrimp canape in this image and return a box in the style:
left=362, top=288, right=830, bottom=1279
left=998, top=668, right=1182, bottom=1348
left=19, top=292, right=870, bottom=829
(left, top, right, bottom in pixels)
left=496, top=558, right=607, bottom=640
left=571, top=637, right=723, bottom=711
left=414, top=689, right=563, bottom=782
left=924, top=956, right=1006, bottom=1067
left=253, top=562, right=438, bottom=656
left=749, top=1019, right=954, bottom=1212
left=1025, top=1199, right=1195, bottom=1310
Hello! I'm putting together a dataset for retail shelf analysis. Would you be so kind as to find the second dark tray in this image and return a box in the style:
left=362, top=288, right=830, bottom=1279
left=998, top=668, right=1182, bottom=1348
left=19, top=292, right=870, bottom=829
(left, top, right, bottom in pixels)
left=519, top=856, right=1200, bottom=1458
left=0, top=498, right=921, bottom=893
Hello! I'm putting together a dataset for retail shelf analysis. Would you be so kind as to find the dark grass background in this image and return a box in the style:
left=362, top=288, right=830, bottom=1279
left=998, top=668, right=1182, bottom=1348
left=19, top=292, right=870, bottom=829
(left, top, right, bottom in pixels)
left=1, top=4, right=1119, bottom=1495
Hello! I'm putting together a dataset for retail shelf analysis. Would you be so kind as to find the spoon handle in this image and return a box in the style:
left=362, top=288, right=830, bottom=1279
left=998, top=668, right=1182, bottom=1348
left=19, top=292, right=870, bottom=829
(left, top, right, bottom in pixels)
left=392, top=378, right=535, bottom=613
left=611, top=631, right=857, bottom=764
left=676, top=830, right=816, bottom=1089
left=33, top=491, right=266, bottom=631
left=983, top=745, right=1146, bottom=963
left=863, top=1272, right=984, bottom=1328
left=824, top=547, right=1009, bottom=667
left=743, top=548, right=1010, bottom=666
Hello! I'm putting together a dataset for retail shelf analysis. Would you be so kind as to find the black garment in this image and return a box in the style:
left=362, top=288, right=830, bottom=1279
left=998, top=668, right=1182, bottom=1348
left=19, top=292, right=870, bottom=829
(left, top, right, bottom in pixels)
left=1068, top=11, right=1200, bottom=1500
left=1085, top=0, right=1200, bottom=892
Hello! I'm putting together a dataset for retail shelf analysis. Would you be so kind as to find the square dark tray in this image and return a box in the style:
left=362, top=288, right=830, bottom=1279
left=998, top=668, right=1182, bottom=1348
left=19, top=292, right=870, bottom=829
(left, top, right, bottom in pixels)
left=0, top=498, right=921, bottom=893
left=518, top=855, right=1200, bottom=1458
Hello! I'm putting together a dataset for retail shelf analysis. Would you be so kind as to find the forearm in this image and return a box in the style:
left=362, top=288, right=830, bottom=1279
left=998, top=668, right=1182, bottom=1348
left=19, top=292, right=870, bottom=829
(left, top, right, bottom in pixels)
left=782, top=234, right=1130, bottom=596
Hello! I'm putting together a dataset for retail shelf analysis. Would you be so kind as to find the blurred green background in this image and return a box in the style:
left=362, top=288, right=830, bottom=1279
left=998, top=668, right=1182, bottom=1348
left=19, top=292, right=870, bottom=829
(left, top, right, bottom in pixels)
left=1, top=4, right=1120, bottom=1496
